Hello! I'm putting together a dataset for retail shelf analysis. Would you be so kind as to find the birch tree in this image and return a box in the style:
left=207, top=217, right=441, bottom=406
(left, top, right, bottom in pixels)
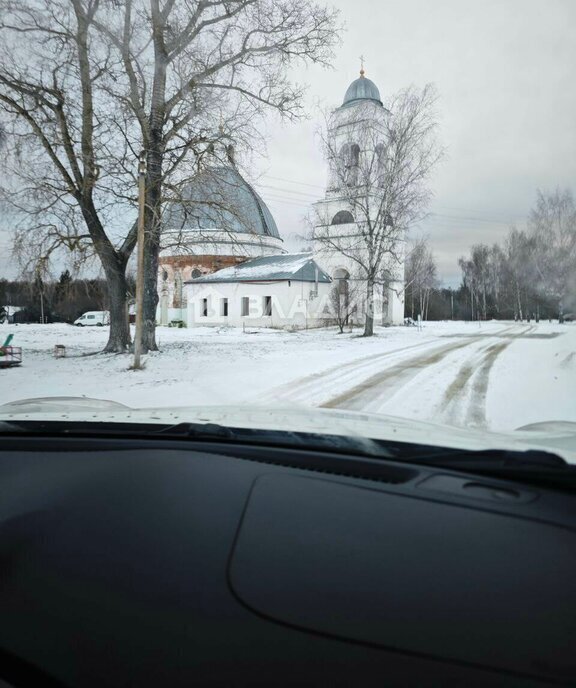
left=404, top=236, right=437, bottom=320
left=529, top=188, right=576, bottom=319
left=0, top=0, right=340, bottom=352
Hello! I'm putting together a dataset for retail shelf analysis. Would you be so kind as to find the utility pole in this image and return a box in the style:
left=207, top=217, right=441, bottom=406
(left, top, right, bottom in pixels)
left=132, top=151, right=147, bottom=369
left=450, top=288, right=454, bottom=320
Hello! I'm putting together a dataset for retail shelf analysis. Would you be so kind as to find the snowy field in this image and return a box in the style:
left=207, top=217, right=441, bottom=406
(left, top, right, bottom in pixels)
left=1, top=320, right=575, bottom=432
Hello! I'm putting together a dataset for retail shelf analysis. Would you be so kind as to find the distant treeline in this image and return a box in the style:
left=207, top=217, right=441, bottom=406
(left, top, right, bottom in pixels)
left=0, top=270, right=135, bottom=323
left=405, top=189, right=576, bottom=322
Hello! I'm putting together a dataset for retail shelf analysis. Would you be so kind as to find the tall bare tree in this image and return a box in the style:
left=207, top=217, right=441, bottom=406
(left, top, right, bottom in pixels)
left=0, top=0, right=340, bottom=352
left=329, top=273, right=361, bottom=333
left=313, top=84, right=443, bottom=335
left=529, top=188, right=576, bottom=319
left=405, top=236, right=437, bottom=320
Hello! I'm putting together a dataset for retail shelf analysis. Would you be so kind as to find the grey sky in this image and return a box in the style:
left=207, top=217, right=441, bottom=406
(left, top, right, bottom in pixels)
left=252, top=0, right=576, bottom=285
left=1, top=0, right=575, bottom=286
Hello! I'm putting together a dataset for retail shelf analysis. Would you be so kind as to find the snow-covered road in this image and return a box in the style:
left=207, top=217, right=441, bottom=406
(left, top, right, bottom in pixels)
left=1, top=320, right=574, bottom=432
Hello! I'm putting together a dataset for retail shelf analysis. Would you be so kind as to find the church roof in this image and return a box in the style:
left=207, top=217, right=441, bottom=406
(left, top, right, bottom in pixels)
left=164, top=165, right=281, bottom=239
left=185, top=253, right=332, bottom=284
left=342, top=73, right=382, bottom=107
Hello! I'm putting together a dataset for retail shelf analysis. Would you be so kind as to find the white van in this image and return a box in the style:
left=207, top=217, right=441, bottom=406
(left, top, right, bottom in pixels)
left=74, top=311, right=110, bottom=327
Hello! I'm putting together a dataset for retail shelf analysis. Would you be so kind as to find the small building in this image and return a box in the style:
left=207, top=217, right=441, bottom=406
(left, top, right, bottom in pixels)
left=185, top=253, right=332, bottom=330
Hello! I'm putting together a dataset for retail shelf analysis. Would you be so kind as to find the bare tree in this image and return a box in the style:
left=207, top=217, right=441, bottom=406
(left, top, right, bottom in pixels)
left=0, top=0, right=340, bottom=352
left=329, top=273, right=361, bottom=333
left=313, top=84, right=443, bottom=336
left=528, top=188, right=576, bottom=319
left=404, top=236, right=437, bottom=320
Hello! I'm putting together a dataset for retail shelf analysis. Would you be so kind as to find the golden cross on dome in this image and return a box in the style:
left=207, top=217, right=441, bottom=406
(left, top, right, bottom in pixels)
left=359, top=55, right=365, bottom=77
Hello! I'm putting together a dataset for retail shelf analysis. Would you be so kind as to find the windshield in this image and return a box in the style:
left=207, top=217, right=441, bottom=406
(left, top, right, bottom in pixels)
left=0, top=0, right=575, bottom=460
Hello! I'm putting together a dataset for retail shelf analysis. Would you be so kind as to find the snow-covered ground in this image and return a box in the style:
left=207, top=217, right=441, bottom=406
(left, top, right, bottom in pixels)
left=1, top=320, right=575, bottom=432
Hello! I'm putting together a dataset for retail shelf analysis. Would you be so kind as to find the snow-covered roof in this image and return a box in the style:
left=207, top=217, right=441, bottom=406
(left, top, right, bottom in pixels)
left=185, top=253, right=332, bottom=284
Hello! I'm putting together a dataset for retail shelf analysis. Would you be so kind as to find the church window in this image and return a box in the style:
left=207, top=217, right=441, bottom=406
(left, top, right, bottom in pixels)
left=201, top=298, right=208, bottom=317
left=162, top=269, right=168, bottom=281
left=346, top=144, right=361, bottom=186
left=263, top=296, right=272, bottom=316
left=241, top=296, right=250, bottom=317
left=331, top=210, right=354, bottom=225
left=375, top=143, right=386, bottom=185
left=333, top=268, right=350, bottom=298
left=173, top=272, right=183, bottom=308
left=349, top=143, right=360, bottom=166
left=221, top=298, right=229, bottom=317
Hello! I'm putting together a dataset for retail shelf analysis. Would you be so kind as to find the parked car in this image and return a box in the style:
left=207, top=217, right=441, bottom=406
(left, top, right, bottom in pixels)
left=73, top=311, right=110, bottom=327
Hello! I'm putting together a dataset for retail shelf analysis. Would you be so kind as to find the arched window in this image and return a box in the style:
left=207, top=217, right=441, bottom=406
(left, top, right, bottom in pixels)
left=162, top=269, right=168, bottom=282
left=173, top=272, right=183, bottom=308
left=375, top=143, right=386, bottom=185
left=191, top=268, right=201, bottom=279
left=339, top=143, right=360, bottom=186
left=349, top=143, right=360, bottom=166
left=347, top=144, right=360, bottom=186
left=331, top=210, right=354, bottom=225
left=333, top=268, right=350, bottom=297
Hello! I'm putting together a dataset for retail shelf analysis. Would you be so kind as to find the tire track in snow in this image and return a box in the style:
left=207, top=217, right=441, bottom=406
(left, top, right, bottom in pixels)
left=263, top=326, right=516, bottom=407
left=441, top=326, right=534, bottom=428
left=320, top=335, right=505, bottom=411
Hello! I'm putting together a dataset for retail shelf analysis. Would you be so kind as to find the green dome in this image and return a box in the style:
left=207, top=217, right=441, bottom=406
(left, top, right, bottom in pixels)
left=342, top=75, right=382, bottom=107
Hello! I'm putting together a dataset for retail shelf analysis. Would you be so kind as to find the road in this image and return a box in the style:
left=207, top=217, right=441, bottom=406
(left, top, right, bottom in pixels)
left=267, top=324, right=545, bottom=429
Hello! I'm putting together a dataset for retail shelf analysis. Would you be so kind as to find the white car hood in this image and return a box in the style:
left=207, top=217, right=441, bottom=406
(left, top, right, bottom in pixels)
left=1, top=396, right=576, bottom=463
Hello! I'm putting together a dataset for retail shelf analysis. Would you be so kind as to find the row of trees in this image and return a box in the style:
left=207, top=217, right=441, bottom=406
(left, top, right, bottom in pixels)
left=0, top=271, right=128, bottom=323
left=403, top=188, right=576, bottom=323
left=457, top=189, right=576, bottom=321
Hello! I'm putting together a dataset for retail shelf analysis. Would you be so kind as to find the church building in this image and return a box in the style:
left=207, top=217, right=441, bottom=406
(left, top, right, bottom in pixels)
left=156, top=153, right=286, bottom=325
left=156, top=68, right=405, bottom=328
left=312, top=68, right=405, bottom=325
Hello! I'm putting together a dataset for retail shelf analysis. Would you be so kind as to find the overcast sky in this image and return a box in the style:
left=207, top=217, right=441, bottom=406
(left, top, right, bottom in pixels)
left=251, top=0, right=576, bottom=285
left=1, top=0, right=575, bottom=285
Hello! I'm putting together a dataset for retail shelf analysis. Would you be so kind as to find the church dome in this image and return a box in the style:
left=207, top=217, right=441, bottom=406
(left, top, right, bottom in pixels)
left=342, top=73, right=382, bottom=107
left=165, top=165, right=280, bottom=239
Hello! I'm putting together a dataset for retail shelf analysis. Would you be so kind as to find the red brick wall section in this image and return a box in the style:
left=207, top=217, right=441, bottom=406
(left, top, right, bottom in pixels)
left=158, top=255, right=249, bottom=309
left=159, top=254, right=247, bottom=277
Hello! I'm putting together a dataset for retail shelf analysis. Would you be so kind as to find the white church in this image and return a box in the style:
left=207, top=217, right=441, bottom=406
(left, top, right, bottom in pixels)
left=156, top=69, right=405, bottom=329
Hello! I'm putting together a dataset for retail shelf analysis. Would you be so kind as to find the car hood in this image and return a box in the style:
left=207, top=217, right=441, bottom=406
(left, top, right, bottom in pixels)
left=1, top=396, right=576, bottom=463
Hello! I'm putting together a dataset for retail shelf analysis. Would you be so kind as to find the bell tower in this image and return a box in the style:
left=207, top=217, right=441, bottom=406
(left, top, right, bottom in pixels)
left=313, top=68, right=405, bottom=325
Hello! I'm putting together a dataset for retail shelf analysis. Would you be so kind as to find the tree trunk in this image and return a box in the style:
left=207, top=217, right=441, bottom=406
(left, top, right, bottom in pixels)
left=140, top=139, right=162, bottom=352
left=363, top=278, right=375, bottom=336
left=140, top=2, right=167, bottom=353
left=103, top=262, right=131, bottom=353
left=516, top=282, right=523, bottom=321
left=80, top=201, right=131, bottom=353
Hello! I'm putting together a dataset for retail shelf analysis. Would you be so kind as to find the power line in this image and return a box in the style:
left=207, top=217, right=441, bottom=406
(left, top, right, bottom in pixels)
left=259, top=174, right=325, bottom=190
left=257, top=183, right=318, bottom=199
left=255, top=175, right=527, bottom=226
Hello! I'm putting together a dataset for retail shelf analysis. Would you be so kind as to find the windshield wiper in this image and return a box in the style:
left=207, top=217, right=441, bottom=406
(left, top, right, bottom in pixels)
left=155, top=421, right=396, bottom=458
left=2, top=420, right=573, bottom=491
